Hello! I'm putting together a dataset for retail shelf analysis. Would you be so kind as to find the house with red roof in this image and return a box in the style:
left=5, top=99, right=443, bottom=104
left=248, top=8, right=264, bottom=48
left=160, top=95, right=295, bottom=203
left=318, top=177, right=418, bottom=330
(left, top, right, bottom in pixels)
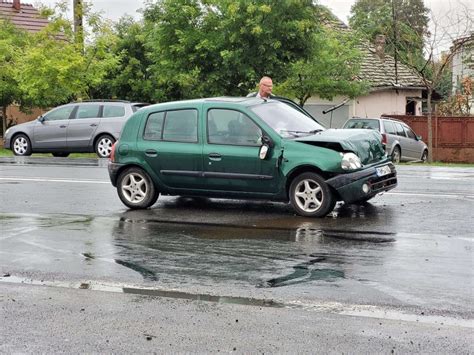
left=0, top=0, right=51, bottom=132
left=0, top=0, right=50, bottom=33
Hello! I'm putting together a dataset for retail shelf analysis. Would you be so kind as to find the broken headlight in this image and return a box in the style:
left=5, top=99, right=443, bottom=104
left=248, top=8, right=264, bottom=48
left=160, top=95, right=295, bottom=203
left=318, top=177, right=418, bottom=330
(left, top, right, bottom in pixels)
left=341, top=152, right=362, bottom=170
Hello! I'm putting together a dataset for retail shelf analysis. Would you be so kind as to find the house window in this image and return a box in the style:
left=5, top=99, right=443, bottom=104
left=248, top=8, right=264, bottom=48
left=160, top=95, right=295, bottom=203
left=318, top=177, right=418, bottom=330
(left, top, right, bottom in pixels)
left=406, top=99, right=416, bottom=115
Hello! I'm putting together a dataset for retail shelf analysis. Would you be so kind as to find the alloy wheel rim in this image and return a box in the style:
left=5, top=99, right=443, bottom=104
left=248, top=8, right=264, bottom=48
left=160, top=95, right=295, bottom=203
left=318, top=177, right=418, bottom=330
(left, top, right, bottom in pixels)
left=14, top=137, right=28, bottom=155
left=98, top=138, right=113, bottom=157
left=121, top=173, right=147, bottom=203
left=294, top=179, right=323, bottom=212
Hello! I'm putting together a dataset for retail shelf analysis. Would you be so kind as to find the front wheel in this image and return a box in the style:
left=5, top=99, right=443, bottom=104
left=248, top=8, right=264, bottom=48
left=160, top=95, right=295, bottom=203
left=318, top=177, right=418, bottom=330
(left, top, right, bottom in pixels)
left=117, top=167, right=159, bottom=209
left=95, top=134, right=115, bottom=158
left=289, top=172, right=336, bottom=217
left=12, top=134, right=32, bottom=156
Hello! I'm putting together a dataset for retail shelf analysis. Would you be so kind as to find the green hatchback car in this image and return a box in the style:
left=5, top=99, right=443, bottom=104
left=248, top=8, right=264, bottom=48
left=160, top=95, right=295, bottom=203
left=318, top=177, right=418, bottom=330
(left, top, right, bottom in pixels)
left=108, top=97, right=397, bottom=217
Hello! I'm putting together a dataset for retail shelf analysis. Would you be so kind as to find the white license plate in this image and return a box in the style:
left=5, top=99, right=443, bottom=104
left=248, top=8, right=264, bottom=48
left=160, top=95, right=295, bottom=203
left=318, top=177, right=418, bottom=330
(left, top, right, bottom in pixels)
left=376, top=165, right=392, bottom=177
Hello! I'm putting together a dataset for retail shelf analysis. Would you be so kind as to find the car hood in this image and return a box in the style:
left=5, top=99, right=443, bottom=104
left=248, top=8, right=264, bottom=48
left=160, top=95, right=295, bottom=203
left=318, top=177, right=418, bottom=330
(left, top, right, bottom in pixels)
left=294, top=129, right=386, bottom=165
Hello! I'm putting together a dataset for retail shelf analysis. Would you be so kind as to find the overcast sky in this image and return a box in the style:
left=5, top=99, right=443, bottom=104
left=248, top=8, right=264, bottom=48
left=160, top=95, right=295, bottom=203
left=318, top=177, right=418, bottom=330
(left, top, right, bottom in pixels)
left=34, top=0, right=472, bottom=52
left=32, top=0, right=472, bottom=23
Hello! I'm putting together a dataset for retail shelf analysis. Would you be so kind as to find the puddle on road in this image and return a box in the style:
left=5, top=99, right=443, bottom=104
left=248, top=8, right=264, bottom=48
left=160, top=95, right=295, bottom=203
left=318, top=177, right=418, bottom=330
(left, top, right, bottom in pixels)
left=81, top=253, right=158, bottom=281
left=258, top=256, right=345, bottom=288
left=116, top=217, right=396, bottom=243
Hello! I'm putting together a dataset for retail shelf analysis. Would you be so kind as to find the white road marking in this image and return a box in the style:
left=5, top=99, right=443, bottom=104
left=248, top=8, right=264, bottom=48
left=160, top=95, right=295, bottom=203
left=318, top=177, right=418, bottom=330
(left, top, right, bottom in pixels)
left=0, top=177, right=109, bottom=184
left=1, top=177, right=472, bottom=198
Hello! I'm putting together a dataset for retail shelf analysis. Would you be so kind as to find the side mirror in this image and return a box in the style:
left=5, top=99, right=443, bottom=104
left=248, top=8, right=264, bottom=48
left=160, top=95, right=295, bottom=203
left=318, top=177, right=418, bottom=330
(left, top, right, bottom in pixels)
left=261, top=135, right=274, bottom=148
left=38, top=115, right=45, bottom=122
left=416, top=135, right=422, bottom=141
left=259, top=145, right=269, bottom=160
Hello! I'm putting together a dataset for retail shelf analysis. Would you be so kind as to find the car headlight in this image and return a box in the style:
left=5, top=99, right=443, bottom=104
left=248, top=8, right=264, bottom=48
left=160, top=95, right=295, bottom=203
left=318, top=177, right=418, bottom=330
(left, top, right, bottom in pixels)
left=4, top=128, right=10, bottom=136
left=341, top=152, right=362, bottom=170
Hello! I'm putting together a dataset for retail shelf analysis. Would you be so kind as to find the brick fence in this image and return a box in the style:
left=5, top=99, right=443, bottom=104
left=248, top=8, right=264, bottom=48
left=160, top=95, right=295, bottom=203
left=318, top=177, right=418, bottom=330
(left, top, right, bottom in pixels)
left=382, top=115, right=474, bottom=163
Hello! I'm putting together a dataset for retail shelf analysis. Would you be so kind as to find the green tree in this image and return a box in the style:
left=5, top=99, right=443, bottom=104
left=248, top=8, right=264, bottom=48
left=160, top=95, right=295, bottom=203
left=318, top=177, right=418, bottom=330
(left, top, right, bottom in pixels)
left=349, top=0, right=429, bottom=66
left=15, top=1, right=120, bottom=106
left=93, top=16, right=154, bottom=102
left=143, top=0, right=316, bottom=101
left=278, top=27, right=368, bottom=105
left=0, top=21, right=27, bottom=134
left=15, top=28, right=86, bottom=108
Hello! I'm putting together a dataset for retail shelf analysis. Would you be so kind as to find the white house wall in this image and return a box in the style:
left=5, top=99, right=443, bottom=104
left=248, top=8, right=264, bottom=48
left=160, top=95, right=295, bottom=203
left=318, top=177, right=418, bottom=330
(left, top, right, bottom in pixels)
left=304, top=90, right=422, bottom=128
left=353, top=89, right=422, bottom=118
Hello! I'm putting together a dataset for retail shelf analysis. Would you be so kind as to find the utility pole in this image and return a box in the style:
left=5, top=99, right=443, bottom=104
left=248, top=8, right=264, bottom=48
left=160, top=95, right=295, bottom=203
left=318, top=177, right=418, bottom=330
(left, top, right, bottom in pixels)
left=391, top=0, right=399, bottom=85
left=73, top=0, right=84, bottom=54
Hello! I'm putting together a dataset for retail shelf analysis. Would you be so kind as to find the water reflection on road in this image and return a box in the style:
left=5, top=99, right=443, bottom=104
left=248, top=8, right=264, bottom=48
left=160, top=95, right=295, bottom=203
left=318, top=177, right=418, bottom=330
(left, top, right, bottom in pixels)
left=0, top=197, right=471, bottom=315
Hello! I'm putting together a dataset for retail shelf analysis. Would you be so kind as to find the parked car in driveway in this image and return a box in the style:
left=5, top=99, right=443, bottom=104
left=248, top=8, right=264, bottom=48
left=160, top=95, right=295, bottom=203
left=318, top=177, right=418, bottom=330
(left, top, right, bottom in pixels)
left=3, top=100, right=148, bottom=158
left=342, top=117, right=428, bottom=163
left=108, top=97, right=397, bottom=217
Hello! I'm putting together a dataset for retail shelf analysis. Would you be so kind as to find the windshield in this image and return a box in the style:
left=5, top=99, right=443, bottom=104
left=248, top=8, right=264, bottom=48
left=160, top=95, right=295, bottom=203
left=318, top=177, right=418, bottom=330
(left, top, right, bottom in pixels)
left=251, top=101, right=325, bottom=138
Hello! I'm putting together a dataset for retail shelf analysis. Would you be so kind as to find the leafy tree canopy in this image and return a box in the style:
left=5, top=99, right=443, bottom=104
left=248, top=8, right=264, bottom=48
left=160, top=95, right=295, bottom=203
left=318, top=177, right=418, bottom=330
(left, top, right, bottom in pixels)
left=143, top=0, right=317, bottom=101
left=278, top=26, right=369, bottom=105
left=349, top=0, right=430, bottom=66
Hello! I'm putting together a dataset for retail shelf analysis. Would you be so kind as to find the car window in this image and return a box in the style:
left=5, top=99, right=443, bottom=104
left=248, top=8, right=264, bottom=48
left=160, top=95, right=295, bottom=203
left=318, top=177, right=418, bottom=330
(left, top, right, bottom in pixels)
left=207, top=109, right=262, bottom=146
left=103, top=105, right=125, bottom=118
left=162, top=109, right=198, bottom=143
left=43, top=106, right=75, bottom=121
left=143, top=112, right=165, bottom=140
left=383, top=120, right=397, bottom=135
left=75, top=105, right=101, bottom=119
left=403, top=125, right=417, bottom=139
left=394, top=122, right=407, bottom=137
left=344, top=119, right=380, bottom=131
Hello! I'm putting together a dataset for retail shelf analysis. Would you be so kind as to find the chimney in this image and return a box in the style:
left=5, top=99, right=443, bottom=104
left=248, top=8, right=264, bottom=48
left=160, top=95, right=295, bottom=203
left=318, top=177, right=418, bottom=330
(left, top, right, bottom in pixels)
left=375, top=34, right=386, bottom=60
left=13, top=0, right=21, bottom=11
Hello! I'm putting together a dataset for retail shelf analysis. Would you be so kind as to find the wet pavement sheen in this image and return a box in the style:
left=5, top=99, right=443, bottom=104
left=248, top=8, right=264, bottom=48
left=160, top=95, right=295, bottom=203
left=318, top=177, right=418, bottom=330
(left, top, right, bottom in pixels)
left=0, top=159, right=473, bottom=321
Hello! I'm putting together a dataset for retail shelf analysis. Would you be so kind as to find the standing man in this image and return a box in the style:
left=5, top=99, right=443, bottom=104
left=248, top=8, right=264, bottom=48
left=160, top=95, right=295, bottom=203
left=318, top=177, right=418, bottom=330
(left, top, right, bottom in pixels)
left=247, top=76, right=274, bottom=99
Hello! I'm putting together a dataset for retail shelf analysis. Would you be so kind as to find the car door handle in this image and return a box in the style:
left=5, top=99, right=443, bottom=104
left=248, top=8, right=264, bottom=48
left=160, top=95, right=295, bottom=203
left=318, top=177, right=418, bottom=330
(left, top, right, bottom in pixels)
left=208, top=153, right=222, bottom=161
left=90, top=123, right=98, bottom=127
left=59, top=125, right=67, bottom=128
left=145, top=149, right=158, bottom=157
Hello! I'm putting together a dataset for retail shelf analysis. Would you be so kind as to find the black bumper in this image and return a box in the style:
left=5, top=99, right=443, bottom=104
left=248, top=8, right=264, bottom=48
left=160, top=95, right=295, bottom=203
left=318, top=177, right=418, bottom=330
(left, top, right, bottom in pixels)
left=326, top=162, right=397, bottom=203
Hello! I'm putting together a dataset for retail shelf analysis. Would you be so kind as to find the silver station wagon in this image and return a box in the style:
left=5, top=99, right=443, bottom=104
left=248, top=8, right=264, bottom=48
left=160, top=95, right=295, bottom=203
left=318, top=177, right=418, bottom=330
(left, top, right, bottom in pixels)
left=343, top=117, right=428, bottom=163
left=4, top=100, right=148, bottom=158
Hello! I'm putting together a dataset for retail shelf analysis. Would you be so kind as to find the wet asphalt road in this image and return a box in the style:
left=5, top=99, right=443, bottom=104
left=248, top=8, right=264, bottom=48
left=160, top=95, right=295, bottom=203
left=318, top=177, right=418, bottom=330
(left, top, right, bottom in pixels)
left=0, top=157, right=473, bottom=353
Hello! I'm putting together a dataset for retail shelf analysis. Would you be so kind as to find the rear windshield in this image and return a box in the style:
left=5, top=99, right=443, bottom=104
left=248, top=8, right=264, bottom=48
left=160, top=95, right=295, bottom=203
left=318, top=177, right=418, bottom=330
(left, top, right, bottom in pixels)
left=344, top=119, right=380, bottom=131
left=132, top=103, right=149, bottom=112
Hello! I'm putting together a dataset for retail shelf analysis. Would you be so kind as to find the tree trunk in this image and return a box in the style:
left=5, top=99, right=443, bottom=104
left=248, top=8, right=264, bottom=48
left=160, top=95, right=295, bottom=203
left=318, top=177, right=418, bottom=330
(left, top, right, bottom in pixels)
left=427, top=89, right=433, bottom=163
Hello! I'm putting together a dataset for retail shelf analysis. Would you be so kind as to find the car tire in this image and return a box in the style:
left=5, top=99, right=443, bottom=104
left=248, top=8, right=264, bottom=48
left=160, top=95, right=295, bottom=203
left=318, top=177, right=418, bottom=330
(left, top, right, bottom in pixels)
left=289, top=172, right=336, bottom=217
left=117, top=167, right=159, bottom=209
left=421, top=150, right=428, bottom=163
left=52, top=152, right=70, bottom=157
left=95, top=134, right=115, bottom=158
left=12, top=134, right=32, bottom=156
left=391, top=146, right=401, bottom=163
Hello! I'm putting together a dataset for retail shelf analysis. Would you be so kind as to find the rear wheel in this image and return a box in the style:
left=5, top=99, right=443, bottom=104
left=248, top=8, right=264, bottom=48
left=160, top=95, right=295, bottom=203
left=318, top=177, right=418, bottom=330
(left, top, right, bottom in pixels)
left=421, top=149, right=428, bottom=163
left=12, top=134, right=32, bottom=156
left=289, top=172, right=336, bottom=217
left=391, top=146, right=401, bottom=163
left=117, top=167, right=159, bottom=209
left=95, top=134, right=115, bottom=158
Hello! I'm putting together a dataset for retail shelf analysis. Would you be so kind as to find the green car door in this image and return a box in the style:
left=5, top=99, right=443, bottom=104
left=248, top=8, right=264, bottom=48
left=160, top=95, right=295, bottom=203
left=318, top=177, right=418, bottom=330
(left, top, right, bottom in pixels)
left=137, top=108, right=203, bottom=190
left=202, top=106, right=280, bottom=194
